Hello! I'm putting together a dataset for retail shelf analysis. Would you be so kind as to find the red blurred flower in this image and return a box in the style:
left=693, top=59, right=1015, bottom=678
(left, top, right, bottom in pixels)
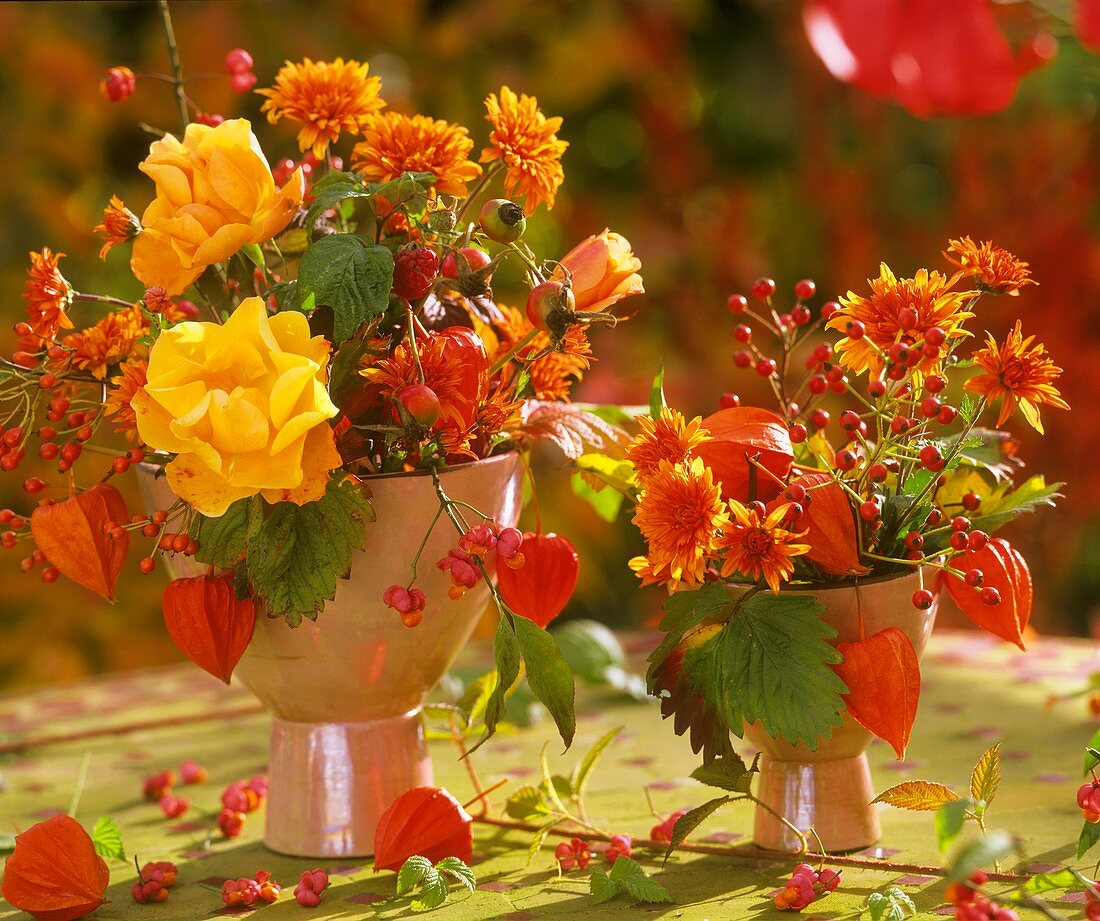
left=100, top=66, right=136, bottom=102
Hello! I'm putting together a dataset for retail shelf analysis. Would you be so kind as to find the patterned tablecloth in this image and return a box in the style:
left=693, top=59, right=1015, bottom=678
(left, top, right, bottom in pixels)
left=0, top=629, right=1097, bottom=920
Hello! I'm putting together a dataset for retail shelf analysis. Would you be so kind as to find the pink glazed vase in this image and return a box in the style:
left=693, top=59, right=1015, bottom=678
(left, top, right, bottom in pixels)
left=740, top=570, right=938, bottom=853
left=138, top=451, right=524, bottom=858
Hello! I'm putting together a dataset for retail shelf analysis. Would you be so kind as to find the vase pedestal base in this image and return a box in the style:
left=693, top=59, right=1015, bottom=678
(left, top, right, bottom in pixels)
left=262, top=710, right=432, bottom=858
left=753, top=752, right=881, bottom=854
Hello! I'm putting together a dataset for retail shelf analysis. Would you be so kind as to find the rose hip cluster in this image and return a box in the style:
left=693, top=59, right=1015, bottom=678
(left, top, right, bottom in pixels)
left=773, top=862, right=841, bottom=912
left=383, top=524, right=523, bottom=628
left=131, top=861, right=178, bottom=904
left=944, top=871, right=1018, bottom=920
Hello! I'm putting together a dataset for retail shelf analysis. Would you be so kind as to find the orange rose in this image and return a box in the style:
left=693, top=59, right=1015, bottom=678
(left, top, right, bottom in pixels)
left=131, top=119, right=304, bottom=295
left=556, top=229, right=644, bottom=312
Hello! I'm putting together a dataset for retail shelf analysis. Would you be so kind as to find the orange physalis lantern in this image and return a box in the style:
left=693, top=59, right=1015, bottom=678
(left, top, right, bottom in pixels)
left=834, top=626, right=921, bottom=760
left=774, top=472, right=869, bottom=576
left=29, top=482, right=131, bottom=600
left=373, top=786, right=473, bottom=872
left=943, top=538, right=1032, bottom=650
left=495, top=532, right=579, bottom=628
left=162, top=573, right=256, bottom=683
left=694, top=407, right=793, bottom=503
left=1, top=814, right=110, bottom=921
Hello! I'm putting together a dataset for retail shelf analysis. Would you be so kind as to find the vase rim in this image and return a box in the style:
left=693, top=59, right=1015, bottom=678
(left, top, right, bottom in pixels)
left=728, top=567, right=925, bottom=594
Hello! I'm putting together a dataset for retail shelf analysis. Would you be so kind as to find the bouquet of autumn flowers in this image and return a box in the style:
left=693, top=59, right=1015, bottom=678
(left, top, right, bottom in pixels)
left=0, top=49, right=643, bottom=748
left=577, top=241, right=1065, bottom=764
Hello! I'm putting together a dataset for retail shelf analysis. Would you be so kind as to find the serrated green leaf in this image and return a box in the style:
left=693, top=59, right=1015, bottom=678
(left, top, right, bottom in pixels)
left=191, top=496, right=260, bottom=568
left=304, top=171, right=371, bottom=230
left=649, top=365, right=666, bottom=418
left=970, top=743, right=1001, bottom=808
left=589, top=867, right=620, bottom=904
left=867, top=886, right=916, bottom=921
left=527, top=822, right=556, bottom=864
left=245, top=473, right=374, bottom=625
left=366, top=170, right=437, bottom=203
left=474, top=616, right=521, bottom=751
left=945, top=831, right=1015, bottom=883
left=718, top=593, right=846, bottom=748
left=296, top=234, right=394, bottom=343
left=1022, top=868, right=1081, bottom=894
left=689, top=753, right=757, bottom=793
left=571, top=471, right=626, bottom=523
left=410, top=873, right=449, bottom=912
left=647, top=582, right=733, bottom=678
left=966, top=475, right=1062, bottom=535
left=514, top=614, right=576, bottom=749
left=435, top=856, right=476, bottom=891
left=664, top=796, right=732, bottom=863
left=397, top=855, right=434, bottom=896
left=609, top=856, right=672, bottom=903
left=570, top=727, right=622, bottom=800
left=1079, top=821, right=1100, bottom=860
left=505, top=785, right=555, bottom=821
left=935, top=798, right=972, bottom=854
left=329, top=335, right=377, bottom=404
left=539, top=743, right=570, bottom=815
left=90, top=815, right=124, bottom=860
left=455, top=671, right=498, bottom=728
left=574, top=452, right=638, bottom=498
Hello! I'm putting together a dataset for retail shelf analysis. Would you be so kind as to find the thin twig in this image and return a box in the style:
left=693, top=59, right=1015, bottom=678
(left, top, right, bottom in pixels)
left=157, top=0, right=189, bottom=135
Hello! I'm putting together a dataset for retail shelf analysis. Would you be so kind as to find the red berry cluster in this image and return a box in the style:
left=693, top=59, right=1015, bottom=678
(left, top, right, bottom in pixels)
left=131, top=861, right=178, bottom=904
left=293, top=869, right=330, bottom=907
left=222, top=870, right=280, bottom=908
left=553, top=837, right=592, bottom=871
left=945, top=870, right=1018, bottom=920
left=224, top=48, right=257, bottom=93
left=1079, top=776, right=1100, bottom=823
left=773, top=862, right=841, bottom=911
left=603, top=833, right=633, bottom=863
left=217, top=775, right=269, bottom=838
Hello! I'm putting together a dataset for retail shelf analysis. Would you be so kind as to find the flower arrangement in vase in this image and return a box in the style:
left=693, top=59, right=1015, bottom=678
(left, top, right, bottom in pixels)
left=0, top=20, right=644, bottom=857
left=577, top=241, right=1067, bottom=852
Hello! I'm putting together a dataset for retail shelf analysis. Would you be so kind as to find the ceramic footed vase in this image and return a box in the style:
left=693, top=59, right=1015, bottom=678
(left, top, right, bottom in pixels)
left=741, top=571, right=938, bottom=853
left=138, top=452, right=523, bottom=858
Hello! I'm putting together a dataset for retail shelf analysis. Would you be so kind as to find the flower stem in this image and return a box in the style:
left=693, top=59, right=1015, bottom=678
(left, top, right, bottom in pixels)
left=157, top=0, right=189, bottom=135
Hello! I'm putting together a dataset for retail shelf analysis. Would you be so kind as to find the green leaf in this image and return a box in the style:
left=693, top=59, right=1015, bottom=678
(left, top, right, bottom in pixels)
left=649, top=364, right=666, bottom=418
left=476, top=616, right=521, bottom=749
left=90, top=816, right=124, bottom=861
left=0, top=832, right=14, bottom=853
left=366, top=170, right=437, bottom=204
left=238, top=242, right=265, bottom=270
left=647, top=581, right=733, bottom=677
left=589, top=867, right=620, bottom=904
left=935, top=798, right=972, bottom=854
left=570, top=727, right=622, bottom=800
left=689, top=753, right=758, bottom=793
left=1022, top=868, right=1081, bottom=894
left=945, top=831, right=1015, bottom=883
left=574, top=453, right=637, bottom=498
left=970, top=743, right=1001, bottom=809
left=435, top=857, right=476, bottom=891
left=304, top=171, right=371, bottom=229
left=554, top=619, right=625, bottom=684
left=329, top=335, right=377, bottom=404
left=1079, top=821, right=1100, bottom=860
left=514, top=614, right=577, bottom=749
left=410, top=873, right=449, bottom=912
left=245, top=473, right=375, bottom=625
left=867, top=887, right=917, bottom=921
left=191, top=496, right=260, bottom=568
left=454, top=671, right=498, bottom=728
left=1085, top=728, right=1100, bottom=775
left=397, top=855, right=434, bottom=896
left=505, top=785, right=555, bottom=821
left=527, top=822, right=557, bottom=864
left=571, top=472, right=626, bottom=523
left=609, top=856, right=672, bottom=904
left=718, top=593, right=846, bottom=748
left=664, top=796, right=732, bottom=862
left=296, top=234, right=394, bottom=343
left=967, top=475, right=1062, bottom=535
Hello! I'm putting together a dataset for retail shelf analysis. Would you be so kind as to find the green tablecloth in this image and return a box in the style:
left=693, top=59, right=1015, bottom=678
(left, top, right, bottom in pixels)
left=0, top=629, right=1096, bottom=920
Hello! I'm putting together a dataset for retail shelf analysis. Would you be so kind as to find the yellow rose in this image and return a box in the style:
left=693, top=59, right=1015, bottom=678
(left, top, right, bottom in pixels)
left=131, top=119, right=304, bottom=296
left=132, top=297, right=341, bottom=517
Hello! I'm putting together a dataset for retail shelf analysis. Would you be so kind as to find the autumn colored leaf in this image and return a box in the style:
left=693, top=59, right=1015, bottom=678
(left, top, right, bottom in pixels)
left=1, top=814, right=109, bottom=921
left=373, top=786, right=473, bottom=873
left=770, top=472, right=869, bottom=576
left=970, top=742, right=1001, bottom=806
left=694, top=406, right=793, bottom=503
left=161, top=573, right=256, bottom=683
left=835, top=627, right=921, bottom=759
left=872, top=780, right=960, bottom=811
left=29, top=483, right=130, bottom=600
left=495, top=532, right=579, bottom=628
left=942, top=538, right=1032, bottom=649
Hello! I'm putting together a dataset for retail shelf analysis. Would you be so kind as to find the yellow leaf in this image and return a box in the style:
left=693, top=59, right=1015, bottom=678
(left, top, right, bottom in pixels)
left=872, top=780, right=959, bottom=811
left=970, top=743, right=1001, bottom=806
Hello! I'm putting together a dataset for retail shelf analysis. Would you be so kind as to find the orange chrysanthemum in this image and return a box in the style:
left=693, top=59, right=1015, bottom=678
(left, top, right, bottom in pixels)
left=719, top=501, right=810, bottom=594
left=104, top=358, right=148, bottom=441
left=627, top=408, right=711, bottom=482
left=630, top=457, right=729, bottom=587
left=964, top=321, right=1069, bottom=434
left=481, top=86, right=568, bottom=211
left=944, top=237, right=1036, bottom=296
left=60, top=306, right=147, bottom=380
left=257, top=58, right=386, bottom=158
left=827, top=264, right=973, bottom=376
left=352, top=112, right=482, bottom=198
left=93, top=195, right=141, bottom=260
left=23, top=248, right=74, bottom=345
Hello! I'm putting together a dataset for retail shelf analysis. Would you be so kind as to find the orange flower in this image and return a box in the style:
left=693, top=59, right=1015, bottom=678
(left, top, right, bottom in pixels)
left=352, top=112, right=482, bottom=198
left=23, top=248, right=73, bottom=344
left=627, top=408, right=711, bottom=482
left=104, top=358, right=148, bottom=441
left=944, top=237, right=1036, bottom=296
left=492, top=305, right=591, bottom=401
left=481, top=86, right=568, bottom=211
left=964, top=321, right=1069, bottom=434
left=827, top=264, right=972, bottom=376
left=93, top=196, right=141, bottom=259
left=257, top=58, right=386, bottom=157
left=60, top=306, right=147, bottom=379
left=554, top=230, right=644, bottom=312
left=630, top=458, right=728, bottom=587
left=719, top=501, right=810, bottom=593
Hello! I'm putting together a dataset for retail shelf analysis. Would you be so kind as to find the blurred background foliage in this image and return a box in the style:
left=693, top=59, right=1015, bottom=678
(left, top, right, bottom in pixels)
left=0, top=0, right=1097, bottom=688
